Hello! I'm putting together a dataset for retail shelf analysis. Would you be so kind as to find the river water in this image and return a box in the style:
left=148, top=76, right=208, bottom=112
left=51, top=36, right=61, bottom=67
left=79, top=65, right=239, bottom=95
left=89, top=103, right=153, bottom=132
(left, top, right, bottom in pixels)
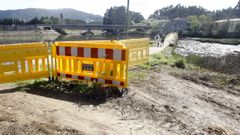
left=176, top=39, right=240, bottom=57
left=0, top=35, right=145, bottom=45
left=175, top=39, right=240, bottom=74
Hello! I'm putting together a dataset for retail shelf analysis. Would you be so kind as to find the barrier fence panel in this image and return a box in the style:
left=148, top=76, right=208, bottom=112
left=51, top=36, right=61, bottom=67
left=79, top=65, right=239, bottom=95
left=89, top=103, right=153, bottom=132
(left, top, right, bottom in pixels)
left=120, top=38, right=149, bottom=67
left=0, top=38, right=148, bottom=87
left=0, top=43, right=50, bottom=83
left=52, top=41, right=129, bottom=88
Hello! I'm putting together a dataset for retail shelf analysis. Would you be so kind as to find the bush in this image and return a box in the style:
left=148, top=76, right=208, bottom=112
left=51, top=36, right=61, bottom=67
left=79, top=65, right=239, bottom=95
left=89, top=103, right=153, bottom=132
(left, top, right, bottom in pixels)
left=173, top=59, right=186, bottom=69
left=55, top=28, right=67, bottom=35
left=185, top=54, right=204, bottom=65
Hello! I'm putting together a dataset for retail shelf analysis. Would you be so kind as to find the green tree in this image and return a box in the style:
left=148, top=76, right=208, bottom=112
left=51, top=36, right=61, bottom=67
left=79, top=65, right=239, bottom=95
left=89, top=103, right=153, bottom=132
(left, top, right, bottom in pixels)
left=27, top=17, right=41, bottom=24
left=186, top=15, right=214, bottom=36
left=65, top=19, right=86, bottom=25
left=103, top=6, right=127, bottom=25
left=40, top=16, right=52, bottom=24
left=130, top=11, right=144, bottom=24
left=0, top=18, right=24, bottom=25
left=149, top=4, right=207, bottom=20
left=50, top=16, right=60, bottom=25
left=103, top=6, right=144, bottom=25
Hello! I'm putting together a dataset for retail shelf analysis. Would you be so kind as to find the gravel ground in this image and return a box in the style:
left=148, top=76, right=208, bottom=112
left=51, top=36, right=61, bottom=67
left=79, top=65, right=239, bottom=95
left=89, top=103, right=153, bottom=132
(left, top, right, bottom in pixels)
left=0, top=68, right=239, bottom=135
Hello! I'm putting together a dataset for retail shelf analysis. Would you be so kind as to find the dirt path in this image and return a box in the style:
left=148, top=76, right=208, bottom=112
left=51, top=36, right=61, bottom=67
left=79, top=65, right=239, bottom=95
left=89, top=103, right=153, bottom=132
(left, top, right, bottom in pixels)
left=150, top=47, right=162, bottom=54
left=0, top=70, right=239, bottom=135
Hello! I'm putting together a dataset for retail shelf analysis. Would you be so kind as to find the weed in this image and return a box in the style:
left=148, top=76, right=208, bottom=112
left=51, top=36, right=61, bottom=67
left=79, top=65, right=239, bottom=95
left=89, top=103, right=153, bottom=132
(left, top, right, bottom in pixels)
left=129, top=71, right=147, bottom=80
left=146, top=52, right=240, bottom=91
left=148, top=53, right=187, bottom=69
left=172, top=58, right=186, bottom=69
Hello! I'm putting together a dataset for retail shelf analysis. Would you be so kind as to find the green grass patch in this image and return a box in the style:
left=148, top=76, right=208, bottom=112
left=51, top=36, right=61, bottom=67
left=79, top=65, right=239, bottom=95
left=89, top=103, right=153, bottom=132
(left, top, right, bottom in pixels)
left=149, top=53, right=187, bottom=69
left=129, top=71, right=147, bottom=80
left=140, top=52, right=240, bottom=91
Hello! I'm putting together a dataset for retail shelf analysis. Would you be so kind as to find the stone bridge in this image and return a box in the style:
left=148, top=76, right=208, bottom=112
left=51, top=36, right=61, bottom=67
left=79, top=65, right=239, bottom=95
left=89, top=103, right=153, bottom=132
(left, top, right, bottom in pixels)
left=40, top=24, right=151, bottom=35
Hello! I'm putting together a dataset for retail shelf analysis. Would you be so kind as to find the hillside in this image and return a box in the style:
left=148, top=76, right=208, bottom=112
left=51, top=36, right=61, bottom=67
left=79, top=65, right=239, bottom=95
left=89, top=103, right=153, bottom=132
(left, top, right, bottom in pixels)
left=0, top=8, right=103, bottom=22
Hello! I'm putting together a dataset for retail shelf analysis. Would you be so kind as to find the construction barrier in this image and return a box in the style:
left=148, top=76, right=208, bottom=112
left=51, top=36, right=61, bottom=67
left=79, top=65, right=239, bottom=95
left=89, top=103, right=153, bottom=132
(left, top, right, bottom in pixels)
left=0, top=38, right=149, bottom=87
left=52, top=41, right=129, bottom=88
left=120, top=38, right=149, bottom=67
left=0, top=43, right=50, bottom=83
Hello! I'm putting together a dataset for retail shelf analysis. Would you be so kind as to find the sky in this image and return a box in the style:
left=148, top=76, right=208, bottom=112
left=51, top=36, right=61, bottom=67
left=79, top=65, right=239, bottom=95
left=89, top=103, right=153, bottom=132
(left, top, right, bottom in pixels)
left=0, top=0, right=238, bottom=18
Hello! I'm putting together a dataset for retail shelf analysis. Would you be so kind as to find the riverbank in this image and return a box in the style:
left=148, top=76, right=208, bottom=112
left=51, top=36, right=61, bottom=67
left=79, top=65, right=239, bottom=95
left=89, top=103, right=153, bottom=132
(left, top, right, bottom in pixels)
left=174, top=39, right=240, bottom=74
left=0, top=30, right=60, bottom=44
left=190, top=38, right=240, bottom=45
left=0, top=30, right=60, bottom=37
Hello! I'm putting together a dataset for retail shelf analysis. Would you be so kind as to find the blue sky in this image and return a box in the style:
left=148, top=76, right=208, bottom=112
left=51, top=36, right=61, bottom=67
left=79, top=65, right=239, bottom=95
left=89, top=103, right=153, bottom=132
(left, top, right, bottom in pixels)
left=0, top=0, right=238, bottom=18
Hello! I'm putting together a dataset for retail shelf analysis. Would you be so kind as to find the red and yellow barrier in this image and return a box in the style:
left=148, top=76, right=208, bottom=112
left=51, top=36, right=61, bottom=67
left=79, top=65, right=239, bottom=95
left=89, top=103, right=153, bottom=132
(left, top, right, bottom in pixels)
left=52, top=41, right=129, bottom=88
left=0, top=38, right=149, bottom=88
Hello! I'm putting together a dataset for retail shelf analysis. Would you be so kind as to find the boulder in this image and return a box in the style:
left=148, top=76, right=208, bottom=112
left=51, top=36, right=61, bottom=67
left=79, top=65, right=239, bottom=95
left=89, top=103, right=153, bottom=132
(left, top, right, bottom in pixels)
left=164, top=32, right=179, bottom=47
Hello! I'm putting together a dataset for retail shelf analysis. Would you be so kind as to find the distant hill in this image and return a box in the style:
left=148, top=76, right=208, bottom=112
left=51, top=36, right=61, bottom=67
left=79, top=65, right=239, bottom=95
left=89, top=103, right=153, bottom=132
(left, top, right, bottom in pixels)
left=0, top=8, right=103, bottom=22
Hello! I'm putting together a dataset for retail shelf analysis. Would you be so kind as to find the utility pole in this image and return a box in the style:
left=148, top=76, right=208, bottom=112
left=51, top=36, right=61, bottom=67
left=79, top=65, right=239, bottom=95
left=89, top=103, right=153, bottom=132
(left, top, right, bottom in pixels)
left=125, top=0, right=130, bottom=38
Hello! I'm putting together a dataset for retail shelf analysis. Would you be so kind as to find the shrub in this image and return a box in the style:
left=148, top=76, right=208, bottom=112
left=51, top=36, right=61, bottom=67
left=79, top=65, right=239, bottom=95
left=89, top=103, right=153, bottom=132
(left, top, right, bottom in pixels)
left=173, top=58, right=186, bottom=69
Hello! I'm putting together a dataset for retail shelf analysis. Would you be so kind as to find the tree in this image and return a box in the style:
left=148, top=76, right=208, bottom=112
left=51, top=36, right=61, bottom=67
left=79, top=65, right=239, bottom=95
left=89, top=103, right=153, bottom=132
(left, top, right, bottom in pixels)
left=149, top=4, right=207, bottom=20
left=235, top=0, right=240, bottom=9
left=27, top=17, right=41, bottom=24
left=50, top=16, right=60, bottom=25
left=103, top=6, right=127, bottom=25
left=103, top=6, right=144, bottom=25
left=186, top=15, right=214, bottom=37
left=65, top=19, right=86, bottom=25
left=130, top=11, right=144, bottom=24
left=213, top=8, right=236, bottom=20
left=234, top=0, right=240, bottom=18
left=0, top=18, right=24, bottom=25
left=156, top=18, right=188, bottom=37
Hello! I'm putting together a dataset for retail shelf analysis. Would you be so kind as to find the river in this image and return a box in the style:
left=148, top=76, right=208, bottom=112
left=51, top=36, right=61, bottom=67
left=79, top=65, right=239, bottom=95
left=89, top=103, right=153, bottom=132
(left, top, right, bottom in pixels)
left=175, top=39, right=240, bottom=74
left=0, top=34, right=145, bottom=45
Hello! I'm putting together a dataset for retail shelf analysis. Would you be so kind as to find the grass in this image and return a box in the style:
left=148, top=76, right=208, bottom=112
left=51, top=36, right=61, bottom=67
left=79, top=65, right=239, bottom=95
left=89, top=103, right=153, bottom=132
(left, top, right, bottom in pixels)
left=137, top=52, right=240, bottom=92
left=142, top=53, right=188, bottom=69
left=129, top=70, right=148, bottom=80
left=171, top=69, right=240, bottom=91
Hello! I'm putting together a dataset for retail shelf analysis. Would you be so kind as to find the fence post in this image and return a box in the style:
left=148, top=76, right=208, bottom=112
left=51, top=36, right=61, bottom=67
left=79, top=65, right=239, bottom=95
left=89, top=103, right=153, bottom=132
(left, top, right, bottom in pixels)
left=46, top=42, right=52, bottom=82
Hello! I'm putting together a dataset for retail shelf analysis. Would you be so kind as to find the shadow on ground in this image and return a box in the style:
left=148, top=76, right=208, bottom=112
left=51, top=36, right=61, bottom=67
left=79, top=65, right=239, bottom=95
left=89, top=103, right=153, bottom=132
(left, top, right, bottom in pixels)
left=2, top=81, right=124, bottom=106
left=0, top=88, right=18, bottom=94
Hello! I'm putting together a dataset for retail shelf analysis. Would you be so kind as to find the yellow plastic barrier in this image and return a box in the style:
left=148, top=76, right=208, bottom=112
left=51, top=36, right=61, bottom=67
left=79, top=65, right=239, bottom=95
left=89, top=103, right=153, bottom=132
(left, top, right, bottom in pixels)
left=52, top=41, right=129, bottom=88
left=0, top=38, right=148, bottom=87
left=120, top=38, right=149, bottom=67
left=0, top=43, right=50, bottom=83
